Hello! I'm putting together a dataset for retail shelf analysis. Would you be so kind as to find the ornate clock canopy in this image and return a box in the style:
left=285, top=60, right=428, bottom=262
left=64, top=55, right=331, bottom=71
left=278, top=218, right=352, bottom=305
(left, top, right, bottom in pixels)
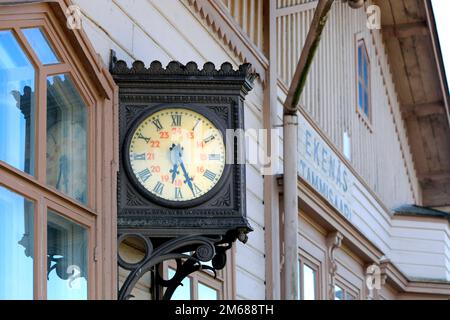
left=110, top=53, right=256, bottom=299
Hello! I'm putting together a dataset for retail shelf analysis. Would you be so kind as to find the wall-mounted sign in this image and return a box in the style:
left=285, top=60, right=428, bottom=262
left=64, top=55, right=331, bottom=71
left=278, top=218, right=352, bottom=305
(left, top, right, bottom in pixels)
left=298, top=115, right=353, bottom=220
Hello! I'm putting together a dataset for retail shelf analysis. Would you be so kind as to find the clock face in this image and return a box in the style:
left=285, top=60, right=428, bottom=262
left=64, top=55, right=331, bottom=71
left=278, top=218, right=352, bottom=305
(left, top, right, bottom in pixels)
left=127, top=108, right=226, bottom=203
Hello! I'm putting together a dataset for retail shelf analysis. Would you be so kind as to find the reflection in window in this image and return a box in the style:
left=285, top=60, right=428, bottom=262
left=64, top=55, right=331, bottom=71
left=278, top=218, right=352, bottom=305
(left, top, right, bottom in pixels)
left=0, top=30, right=36, bottom=175
left=22, top=28, right=59, bottom=65
left=46, top=74, right=88, bottom=204
left=0, top=186, right=34, bottom=299
left=168, top=268, right=191, bottom=300
left=303, top=264, right=317, bottom=300
left=198, top=282, right=218, bottom=300
left=334, top=285, right=344, bottom=300
left=346, top=292, right=356, bottom=300
left=47, top=210, right=88, bottom=300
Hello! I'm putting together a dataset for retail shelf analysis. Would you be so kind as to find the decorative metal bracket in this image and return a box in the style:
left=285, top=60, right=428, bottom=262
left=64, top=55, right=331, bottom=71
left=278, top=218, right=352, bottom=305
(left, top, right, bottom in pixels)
left=118, top=233, right=231, bottom=300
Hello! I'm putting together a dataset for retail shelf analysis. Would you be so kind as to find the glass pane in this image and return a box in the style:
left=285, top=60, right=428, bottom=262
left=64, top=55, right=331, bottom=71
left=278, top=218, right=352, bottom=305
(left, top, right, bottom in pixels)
left=363, top=56, right=368, bottom=85
left=0, top=30, right=36, bottom=175
left=46, top=74, right=88, bottom=204
left=22, top=28, right=59, bottom=65
left=364, top=92, right=369, bottom=116
left=358, top=45, right=363, bottom=77
left=302, top=264, right=316, bottom=300
left=334, top=285, right=344, bottom=300
left=198, top=282, right=218, bottom=300
left=168, top=268, right=191, bottom=300
left=358, top=82, right=364, bottom=110
left=346, top=292, right=356, bottom=300
left=0, top=186, right=34, bottom=299
left=47, top=210, right=88, bottom=300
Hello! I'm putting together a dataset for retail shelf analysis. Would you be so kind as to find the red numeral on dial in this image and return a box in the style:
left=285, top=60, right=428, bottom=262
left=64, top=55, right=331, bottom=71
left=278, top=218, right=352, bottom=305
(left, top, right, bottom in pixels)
left=159, top=131, right=169, bottom=139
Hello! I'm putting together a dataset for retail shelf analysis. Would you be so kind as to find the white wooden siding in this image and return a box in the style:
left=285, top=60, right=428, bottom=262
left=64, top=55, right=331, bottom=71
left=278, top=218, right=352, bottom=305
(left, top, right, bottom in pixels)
left=276, top=0, right=419, bottom=210
left=220, top=0, right=264, bottom=51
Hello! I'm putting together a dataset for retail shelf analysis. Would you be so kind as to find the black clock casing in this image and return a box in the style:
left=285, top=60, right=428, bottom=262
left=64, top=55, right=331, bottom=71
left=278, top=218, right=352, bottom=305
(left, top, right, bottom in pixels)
left=111, top=58, right=256, bottom=240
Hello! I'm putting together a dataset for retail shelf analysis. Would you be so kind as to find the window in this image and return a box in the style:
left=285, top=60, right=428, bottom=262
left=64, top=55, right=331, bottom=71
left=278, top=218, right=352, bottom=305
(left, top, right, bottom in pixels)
left=0, top=186, right=34, bottom=299
left=334, top=282, right=359, bottom=300
left=298, top=257, right=320, bottom=300
left=357, top=39, right=371, bottom=121
left=0, top=30, right=36, bottom=176
left=22, top=27, right=59, bottom=65
left=0, top=27, right=88, bottom=205
left=46, top=74, right=88, bottom=204
left=165, top=259, right=224, bottom=300
left=47, top=210, right=88, bottom=300
left=0, top=2, right=115, bottom=300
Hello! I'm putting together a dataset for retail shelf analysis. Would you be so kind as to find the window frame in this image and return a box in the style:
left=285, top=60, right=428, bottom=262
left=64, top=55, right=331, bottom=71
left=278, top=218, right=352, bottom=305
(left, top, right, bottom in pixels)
left=334, top=277, right=360, bottom=301
left=0, top=18, right=96, bottom=209
left=0, top=2, right=113, bottom=300
left=298, top=254, right=321, bottom=300
left=355, top=35, right=372, bottom=131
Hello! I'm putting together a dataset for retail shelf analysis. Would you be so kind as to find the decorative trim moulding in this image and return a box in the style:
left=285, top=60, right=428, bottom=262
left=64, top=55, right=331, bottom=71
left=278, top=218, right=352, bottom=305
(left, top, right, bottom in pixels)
left=110, top=58, right=257, bottom=97
left=326, top=231, right=344, bottom=300
left=380, top=259, right=450, bottom=296
left=183, top=0, right=268, bottom=83
left=301, top=179, right=450, bottom=297
left=276, top=0, right=318, bottom=17
left=297, top=178, right=384, bottom=263
left=111, top=58, right=257, bottom=81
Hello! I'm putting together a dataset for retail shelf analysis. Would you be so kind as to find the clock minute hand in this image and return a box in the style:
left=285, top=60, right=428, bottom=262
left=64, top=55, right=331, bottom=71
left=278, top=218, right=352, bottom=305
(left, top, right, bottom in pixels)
left=179, top=160, right=195, bottom=197
left=170, top=164, right=178, bottom=183
left=169, top=144, right=179, bottom=184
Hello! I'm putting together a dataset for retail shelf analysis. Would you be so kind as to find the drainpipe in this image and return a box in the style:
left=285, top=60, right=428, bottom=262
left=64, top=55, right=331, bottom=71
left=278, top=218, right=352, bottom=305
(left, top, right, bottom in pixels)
left=282, top=0, right=364, bottom=300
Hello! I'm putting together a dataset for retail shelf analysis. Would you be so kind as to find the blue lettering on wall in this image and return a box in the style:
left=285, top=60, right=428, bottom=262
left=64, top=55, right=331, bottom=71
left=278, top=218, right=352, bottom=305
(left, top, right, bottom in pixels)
left=299, top=128, right=352, bottom=220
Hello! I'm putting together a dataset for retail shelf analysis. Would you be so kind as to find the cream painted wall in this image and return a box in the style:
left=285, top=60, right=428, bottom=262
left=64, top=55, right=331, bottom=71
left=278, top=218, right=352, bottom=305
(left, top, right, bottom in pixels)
left=72, top=0, right=266, bottom=299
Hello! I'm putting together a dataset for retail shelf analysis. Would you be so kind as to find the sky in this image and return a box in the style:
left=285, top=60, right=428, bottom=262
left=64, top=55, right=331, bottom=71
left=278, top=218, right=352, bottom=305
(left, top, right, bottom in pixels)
left=432, top=0, right=450, bottom=92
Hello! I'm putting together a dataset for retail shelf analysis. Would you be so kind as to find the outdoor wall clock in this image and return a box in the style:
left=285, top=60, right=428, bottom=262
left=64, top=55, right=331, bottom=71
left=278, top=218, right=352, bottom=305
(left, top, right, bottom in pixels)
left=111, top=54, right=257, bottom=242
left=111, top=56, right=257, bottom=299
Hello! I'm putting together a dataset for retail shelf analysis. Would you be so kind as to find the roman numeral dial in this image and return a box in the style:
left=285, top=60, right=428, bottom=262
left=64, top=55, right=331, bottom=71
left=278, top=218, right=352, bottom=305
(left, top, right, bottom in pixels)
left=128, top=108, right=226, bottom=202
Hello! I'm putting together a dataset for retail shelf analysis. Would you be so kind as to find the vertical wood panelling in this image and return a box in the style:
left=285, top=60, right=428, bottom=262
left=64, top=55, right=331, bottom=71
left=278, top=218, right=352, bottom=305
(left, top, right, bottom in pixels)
left=221, top=0, right=264, bottom=51
left=276, top=0, right=419, bottom=209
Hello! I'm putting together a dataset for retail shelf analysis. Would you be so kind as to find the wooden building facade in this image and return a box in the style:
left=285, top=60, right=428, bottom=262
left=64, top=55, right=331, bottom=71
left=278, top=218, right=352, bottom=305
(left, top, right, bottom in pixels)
left=0, top=0, right=448, bottom=300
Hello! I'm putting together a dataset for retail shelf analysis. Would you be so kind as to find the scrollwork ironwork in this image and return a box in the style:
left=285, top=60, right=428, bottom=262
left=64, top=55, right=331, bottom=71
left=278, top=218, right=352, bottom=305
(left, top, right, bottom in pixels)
left=118, top=233, right=230, bottom=300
